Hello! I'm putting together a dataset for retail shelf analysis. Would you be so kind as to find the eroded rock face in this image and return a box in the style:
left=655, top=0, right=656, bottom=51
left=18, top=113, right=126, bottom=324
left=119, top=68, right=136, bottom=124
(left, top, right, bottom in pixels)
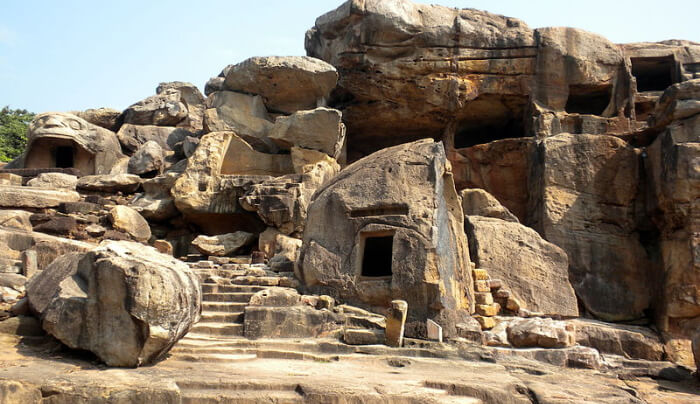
left=109, top=206, right=152, bottom=242
left=128, top=141, right=164, bottom=176
left=268, top=107, right=346, bottom=158
left=299, top=139, right=472, bottom=337
left=645, top=80, right=700, bottom=336
left=26, top=241, right=201, bottom=367
left=223, top=56, right=338, bottom=114
left=191, top=231, right=255, bottom=256
left=7, top=112, right=127, bottom=176
left=117, top=123, right=193, bottom=154
left=530, top=133, right=649, bottom=322
left=461, top=188, right=519, bottom=223
left=465, top=215, right=578, bottom=317
left=123, top=82, right=205, bottom=132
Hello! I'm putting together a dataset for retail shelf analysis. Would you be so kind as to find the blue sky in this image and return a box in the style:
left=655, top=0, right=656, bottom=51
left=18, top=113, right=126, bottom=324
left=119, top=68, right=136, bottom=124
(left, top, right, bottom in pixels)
left=1, top=0, right=697, bottom=113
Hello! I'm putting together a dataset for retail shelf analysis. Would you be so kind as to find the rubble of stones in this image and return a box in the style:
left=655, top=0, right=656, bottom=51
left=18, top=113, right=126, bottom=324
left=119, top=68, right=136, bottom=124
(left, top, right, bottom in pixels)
left=0, top=0, right=698, bottom=389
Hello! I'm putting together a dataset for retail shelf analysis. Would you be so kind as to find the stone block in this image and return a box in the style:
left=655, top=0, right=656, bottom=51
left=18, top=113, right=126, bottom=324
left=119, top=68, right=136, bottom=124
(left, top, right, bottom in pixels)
left=385, top=300, right=408, bottom=347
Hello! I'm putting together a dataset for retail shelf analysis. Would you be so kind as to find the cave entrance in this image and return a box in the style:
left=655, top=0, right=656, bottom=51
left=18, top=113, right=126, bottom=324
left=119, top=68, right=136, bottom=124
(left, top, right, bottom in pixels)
left=360, top=234, right=394, bottom=278
left=631, top=56, right=677, bottom=92
left=54, top=146, right=74, bottom=168
left=454, top=119, right=524, bottom=149
left=565, top=84, right=612, bottom=116
left=452, top=95, right=527, bottom=149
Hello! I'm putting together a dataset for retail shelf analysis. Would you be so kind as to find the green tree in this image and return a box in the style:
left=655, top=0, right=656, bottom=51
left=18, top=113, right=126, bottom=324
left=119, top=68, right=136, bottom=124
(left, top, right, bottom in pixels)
left=0, top=106, right=34, bottom=162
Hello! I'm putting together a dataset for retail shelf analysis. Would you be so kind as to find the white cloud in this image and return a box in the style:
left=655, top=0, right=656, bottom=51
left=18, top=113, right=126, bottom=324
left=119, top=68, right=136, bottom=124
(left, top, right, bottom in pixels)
left=0, top=26, right=17, bottom=46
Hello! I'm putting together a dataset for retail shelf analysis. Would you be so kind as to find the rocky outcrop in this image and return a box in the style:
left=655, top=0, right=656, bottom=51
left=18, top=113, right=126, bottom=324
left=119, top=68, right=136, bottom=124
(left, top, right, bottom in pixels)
left=26, top=173, right=78, bottom=190
left=222, top=56, right=338, bottom=114
left=461, top=188, right=519, bottom=223
left=26, top=241, right=201, bottom=367
left=191, top=232, right=255, bottom=256
left=465, top=215, right=578, bottom=317
left=0, top=187, right=80, bottom=209
left=5, top=112, right=127, bottom=176
left=529, top=133, right=649, bottom=322
left=268, top=107, right=346, bottom=158
left=299, top=139, right=472, bottom=337
left=109, top=206, right=152, bottom=242
left=123, top=82, right=205, bottom=132
left=117, top=123, right=193, bottom=153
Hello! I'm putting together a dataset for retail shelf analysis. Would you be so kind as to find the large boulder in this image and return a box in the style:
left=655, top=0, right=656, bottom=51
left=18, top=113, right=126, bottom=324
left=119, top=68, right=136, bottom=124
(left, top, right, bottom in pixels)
left=530, top=133, right=649, bottom=322
left=299, top=139, right=472, bottom=337
left=26, top=241, right=201, bottom=367
left=116, top=123, right=193, bottom=153
left=72, top=107, right=123, bottom=132
left=191, top=231, right=255, bottom=257
left=77, top=174, right=142, bottom=193
left=223, top=56, right=338, bottom=114
left=6, top=112, right=127, bottom=175
left=127, top=141, right=164, bottom=176
left=0, top=186, right=80, bottom=208
left=109, top=206, right=152, bottom=242
left=460, top=188, right=518, bottom=223
left=268, top=107, right=346, bottom=158
left=202, top=91, right=276, bottom=151
left=123, top=82, right=205, bottom=132
left=465, top=215, right=578, bottom=317
left=26, top=173, right=78, bottom=190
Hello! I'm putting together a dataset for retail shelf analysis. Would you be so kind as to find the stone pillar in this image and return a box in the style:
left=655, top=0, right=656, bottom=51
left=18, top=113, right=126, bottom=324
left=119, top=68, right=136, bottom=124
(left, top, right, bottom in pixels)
left=21, top=250, right=38, bottom=279
left=427, top=319, right=443, bottom=343
left=385, top=300, right=408, bottom=347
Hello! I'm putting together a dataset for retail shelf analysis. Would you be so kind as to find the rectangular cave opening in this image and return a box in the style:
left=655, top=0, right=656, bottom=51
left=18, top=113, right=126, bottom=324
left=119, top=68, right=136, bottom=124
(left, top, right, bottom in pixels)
left=565, top=84, right=612, bottom=116
left=361, top=235, right=394, bottom=278
left=453, top=118, right=524, bottom=149
left=631, top=56, right=676, bottom=92
left=54, top=146, right=74, bottom=168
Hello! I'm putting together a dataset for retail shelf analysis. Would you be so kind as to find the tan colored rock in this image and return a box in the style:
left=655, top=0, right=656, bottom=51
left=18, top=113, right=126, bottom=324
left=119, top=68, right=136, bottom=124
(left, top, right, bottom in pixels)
left=223, top=56, right=338, bottom=114
left=191, top=232, right=255, bottom=257
left=530, top=133, right=647, bottom=322
left=299, top=139, right=472, bottom=337
left=693, top=332, right=700, bottom=378
left=153, top=240, right=173, bottom=255
left=109, top=205, right=151, bottom=242
left=268, top=107, right=346, bottom=158
left=0, top=173, right=22, bottom=186
left=124, top=82, right=205, bottom=132
left=72, top=107, right=122, bottom=132
left=6, top=112, right=126, bottom=175
left=26, top=172, right=78, bottom=190
left=461, top=188, right=518, bottom=223
left=0, top=210, right=33, bottom=231
left=77, top=174, right=142, bottom=193
left=385, top=300, right=408, bottom=347
left=449, top=139, right=534, bottom=222
left=268, top=233, right=302, bottom=272
left=573, top=319, right=664, bottom=361
left=128, top=141, right=164, bottom=176
left=202, top=91, right=275, bottom=150
left=0, top=186, right=80, bottom=208
left=26, top=241, right=201, bottom=367
left=507, top=317, right=575, bottom=348
left=465, top=216, right=578, bottom=318
left=116, top=123, right=193, bottom=153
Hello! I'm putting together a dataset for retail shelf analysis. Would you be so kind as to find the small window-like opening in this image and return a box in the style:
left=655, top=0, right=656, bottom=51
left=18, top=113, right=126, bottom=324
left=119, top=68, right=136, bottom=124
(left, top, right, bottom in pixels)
left=54, top=146, right=74, bottom=168
left=631, top=56, right=676, bottom=92
left=361, top=235, right=393, bottom=277
left=454, top=119, right=524, bottom=149
left=565, top=85, right=612, bottom=116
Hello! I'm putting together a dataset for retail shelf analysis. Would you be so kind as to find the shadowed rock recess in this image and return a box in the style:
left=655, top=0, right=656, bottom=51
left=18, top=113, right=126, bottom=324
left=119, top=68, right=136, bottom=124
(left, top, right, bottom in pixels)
left=0, top=0, right=699, bottom=401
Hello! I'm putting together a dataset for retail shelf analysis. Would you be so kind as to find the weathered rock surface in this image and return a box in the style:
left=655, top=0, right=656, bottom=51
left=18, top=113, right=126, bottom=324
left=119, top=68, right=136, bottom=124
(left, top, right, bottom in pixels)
left=507, top=317, right=575, bottom=348
left=202, top=90, right=275, bottom=150
left=299, top=139, right=472, bottom=337
left=191, top=232, right=255, bottom=256
left=26, top=173, right=78, bottom=190
left=123, top=82, right=205, bottom=132
left=109, top=206, right=152, bottom=242
left=72, top=107, right=123, bottom=132
left=240, top=149, right=340, bottom=235
left=223, top=56, right=338, bottom=114
left=530, top=133, right=648, bottom=322
left=465, top=215, right=578, bottom=317
left=573, top=319, right=665, bottom=361
left=26, top=241, right=201, bottom=367
left=77, top=174, right=142, bottom=193
left=268, top=107, right=346, bottom=158
left=461, top=188, right=519, bottom=223
left=0, top=186, right=80, bottom=209
left=6, top=112, right=127, bottom=176
left=117, top=123, right=193, bottom=153
left=0, top=210, right=34, bottom=232
left=128, top=141, right=164, bottom=176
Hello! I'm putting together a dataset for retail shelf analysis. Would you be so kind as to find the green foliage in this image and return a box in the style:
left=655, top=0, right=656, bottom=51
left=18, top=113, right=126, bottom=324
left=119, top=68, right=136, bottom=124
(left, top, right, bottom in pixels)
left=0, top=106, right=34, bottom=162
